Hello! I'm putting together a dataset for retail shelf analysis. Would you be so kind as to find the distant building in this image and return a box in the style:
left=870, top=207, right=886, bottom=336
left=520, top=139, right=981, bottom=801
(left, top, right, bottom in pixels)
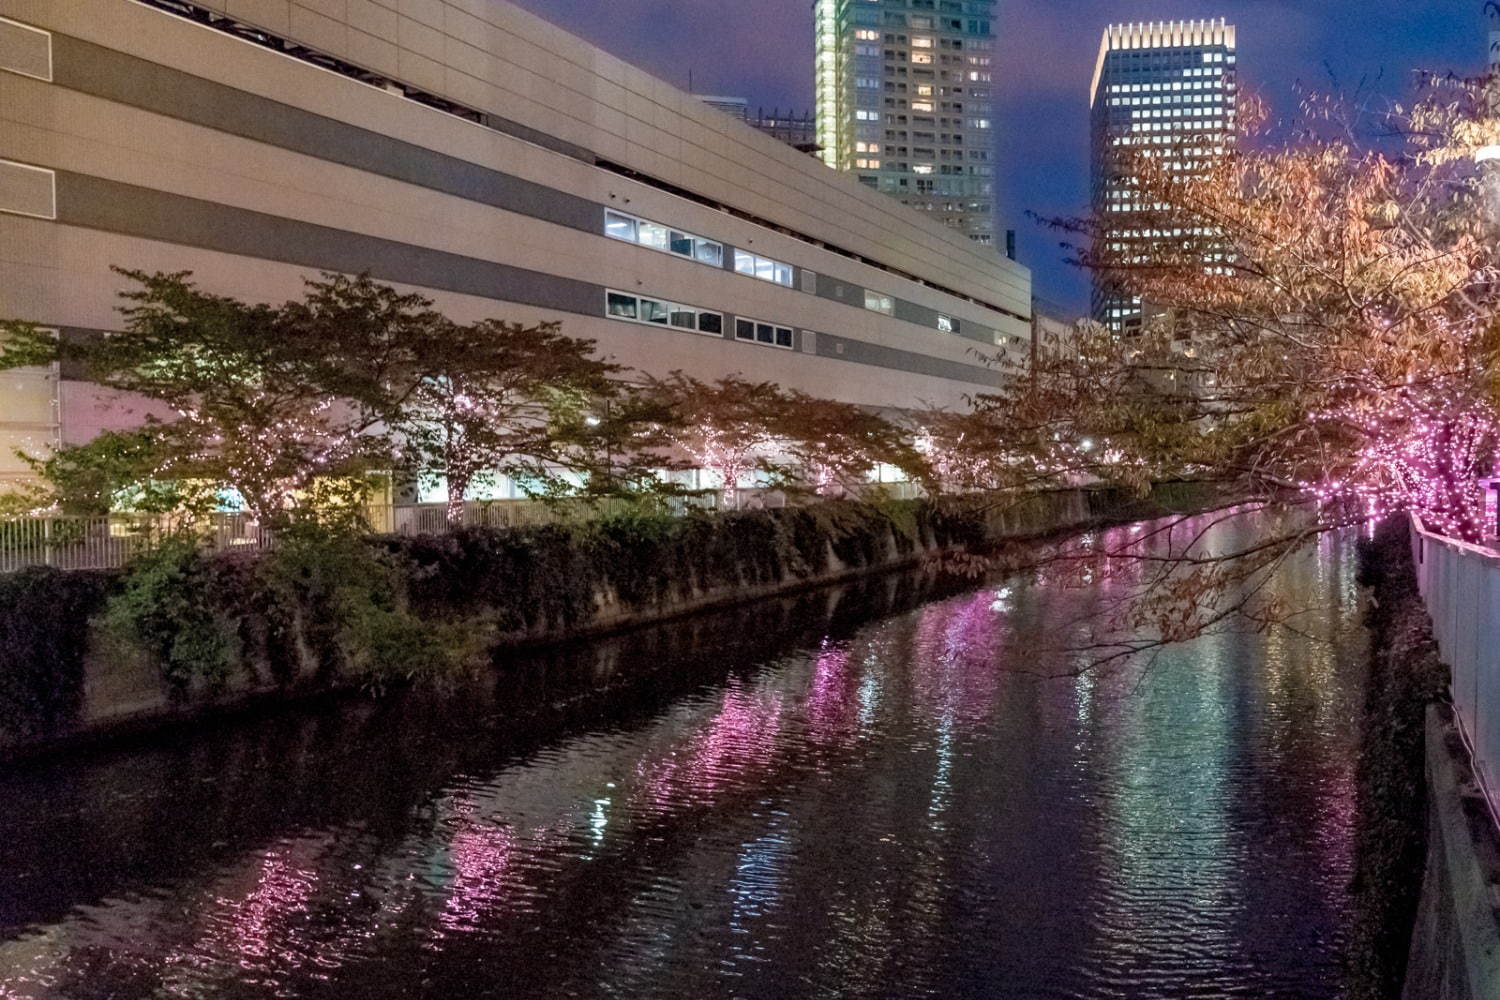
left=751, top=109, right=820, bottom=155
left=693, top=95, right=750, bottom=121
left=697, top=96, right=820, bottom=155
left=814, top=0, right=1000, bottom=249
left=1089, top=19, right=1238, bottom=332
left=1031, top=297, right=1081, bottom=363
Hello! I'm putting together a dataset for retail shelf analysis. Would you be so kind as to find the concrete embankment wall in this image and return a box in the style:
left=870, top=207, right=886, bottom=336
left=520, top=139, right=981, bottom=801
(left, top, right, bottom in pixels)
left=0, top=485, right=1214, bottom=757
left=1402, top=704, right=1500, bottom=1000
left=1352, top=517, right=1500, bottom=1000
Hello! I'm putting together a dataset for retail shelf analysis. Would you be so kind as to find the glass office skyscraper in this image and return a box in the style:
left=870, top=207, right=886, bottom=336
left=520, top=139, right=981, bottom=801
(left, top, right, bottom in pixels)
left=816, top=0, right=999, bottom=248
left=1090, top=19, right=1237, bottom=332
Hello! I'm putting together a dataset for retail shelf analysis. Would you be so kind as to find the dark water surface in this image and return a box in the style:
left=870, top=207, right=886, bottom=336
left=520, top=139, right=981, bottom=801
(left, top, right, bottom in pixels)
left=0, top=519, right=1367, bottom=999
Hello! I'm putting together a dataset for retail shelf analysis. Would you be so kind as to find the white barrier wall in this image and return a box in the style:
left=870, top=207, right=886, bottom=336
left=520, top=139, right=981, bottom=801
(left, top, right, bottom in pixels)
left=1409, top=514, right=1500, bottom=809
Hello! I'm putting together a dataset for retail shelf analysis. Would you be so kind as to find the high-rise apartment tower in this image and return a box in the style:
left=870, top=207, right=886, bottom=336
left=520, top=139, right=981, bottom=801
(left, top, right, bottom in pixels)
left=816, top=0, right=999, bottom=247
left=1090, top=19, right=1237, bottom=332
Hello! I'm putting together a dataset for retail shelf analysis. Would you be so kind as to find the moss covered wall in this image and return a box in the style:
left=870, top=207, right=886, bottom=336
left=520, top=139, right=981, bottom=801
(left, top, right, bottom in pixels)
left=0, top=485, right=1218, bottom=756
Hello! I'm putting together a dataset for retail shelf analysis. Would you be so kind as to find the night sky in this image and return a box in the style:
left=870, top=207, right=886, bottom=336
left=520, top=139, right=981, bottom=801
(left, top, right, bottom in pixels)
left=508, top=1, right=1488, bottom=314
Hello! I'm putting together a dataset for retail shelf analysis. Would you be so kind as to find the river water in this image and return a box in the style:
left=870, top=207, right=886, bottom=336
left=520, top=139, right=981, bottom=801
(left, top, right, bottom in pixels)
left=0, top=517, right=1368, bottom=999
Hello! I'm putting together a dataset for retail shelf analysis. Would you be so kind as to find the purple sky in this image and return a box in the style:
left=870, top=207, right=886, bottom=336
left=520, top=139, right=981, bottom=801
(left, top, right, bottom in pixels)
left=509, top=1, right=1488, bottom=314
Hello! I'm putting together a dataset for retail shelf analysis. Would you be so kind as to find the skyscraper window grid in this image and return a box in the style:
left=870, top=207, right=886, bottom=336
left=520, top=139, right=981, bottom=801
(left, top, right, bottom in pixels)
left=816, top=0, right=999, bottom=248
left=1089, top=19, right=1238, bottom=333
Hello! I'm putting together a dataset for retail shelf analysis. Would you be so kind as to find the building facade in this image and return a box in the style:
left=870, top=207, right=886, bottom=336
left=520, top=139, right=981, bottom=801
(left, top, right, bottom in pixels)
left=0, top=0, right=1031, bottom=487
left=1089, top=19, right=1237, bottom=332
left=814, top=0, right=998, bottom=248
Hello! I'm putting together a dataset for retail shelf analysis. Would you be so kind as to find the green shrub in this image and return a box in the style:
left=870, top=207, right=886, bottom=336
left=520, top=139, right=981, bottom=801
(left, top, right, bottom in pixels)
left=258, top=527, right=488, bottom=693
left=102, top=537, right=237, bottom=692
left=0, top=567, right=114, bottom=741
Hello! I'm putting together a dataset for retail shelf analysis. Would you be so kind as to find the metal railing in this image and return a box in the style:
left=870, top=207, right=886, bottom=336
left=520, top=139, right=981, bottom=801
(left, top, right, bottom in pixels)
left=0, top=512, right=271, bottom=573
left=1409, top=513, right=1500, bottom=822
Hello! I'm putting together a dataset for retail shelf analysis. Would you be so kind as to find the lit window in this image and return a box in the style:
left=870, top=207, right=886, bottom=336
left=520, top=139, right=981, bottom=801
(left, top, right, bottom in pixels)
left=855, top=28, right=879, bottom=40
left=733, top=249, right=795, bottom=287
left=937, top=314, right=954, bottom=333
left=913, top=163, right=934, bottom=175
left=604, top=211, right=636, bottom=242
left=864, top=291, right=894, bottom=315
left=637, top=221, right=668, bottom=250
left=912, top=52, right=932, bottom=65
left=911, top=101, right=933, bottom=112
left=694, top=238, right=723, bottom=267
left=912, top=36, right=933, bottom=48
left=603, top=209, right=723, bottom=269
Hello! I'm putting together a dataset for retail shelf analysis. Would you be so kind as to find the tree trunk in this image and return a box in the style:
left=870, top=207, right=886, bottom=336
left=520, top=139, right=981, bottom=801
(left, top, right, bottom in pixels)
left=446, top=470, right=469, bottom=529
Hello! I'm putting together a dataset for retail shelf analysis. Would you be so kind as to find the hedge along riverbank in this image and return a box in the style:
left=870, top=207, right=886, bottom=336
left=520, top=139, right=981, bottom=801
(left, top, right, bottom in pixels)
left=0, top=485, right=1220, bottom=755
left=1347, top=516, right=1448, bottom=1000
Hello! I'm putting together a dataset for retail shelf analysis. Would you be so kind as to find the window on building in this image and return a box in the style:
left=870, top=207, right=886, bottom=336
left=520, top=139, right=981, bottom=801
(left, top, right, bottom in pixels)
left=937, top=314, right=955, bottom=333
left=864, top=291, right=894, bottom=315
left=641, top=298, right=670, bottom=324
left=604, top=211, right=636, bottom=241
left=607, top=292, right=638, bottom=320
left=733, top=249, right=795, bottom=287
left=636, top=221, right=669, bottom=250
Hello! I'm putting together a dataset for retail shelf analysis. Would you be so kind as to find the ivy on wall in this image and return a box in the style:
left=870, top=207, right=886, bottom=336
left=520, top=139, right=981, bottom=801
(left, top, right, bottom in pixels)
left=0, top=567, right=114, bottom=743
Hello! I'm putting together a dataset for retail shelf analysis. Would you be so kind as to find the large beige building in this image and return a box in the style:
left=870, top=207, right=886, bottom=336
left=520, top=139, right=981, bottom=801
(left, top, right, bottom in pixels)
left=0, top=0, right=1032, bottom=486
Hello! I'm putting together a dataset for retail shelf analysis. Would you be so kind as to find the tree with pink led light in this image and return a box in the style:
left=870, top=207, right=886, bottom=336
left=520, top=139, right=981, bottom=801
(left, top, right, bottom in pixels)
left=900, top=82, right=1500, bottom=668
left=960, top=89, right=1500, bottom=547
left=638, top=373, right=792, bottom=508
left=640, top=373, right=924, bottom=507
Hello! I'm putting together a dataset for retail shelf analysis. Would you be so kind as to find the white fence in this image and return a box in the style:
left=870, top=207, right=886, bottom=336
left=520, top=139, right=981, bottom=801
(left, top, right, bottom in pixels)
left=0, top=513, right=271, bottom=573
left=1409, top=514, right=1500, bottom=818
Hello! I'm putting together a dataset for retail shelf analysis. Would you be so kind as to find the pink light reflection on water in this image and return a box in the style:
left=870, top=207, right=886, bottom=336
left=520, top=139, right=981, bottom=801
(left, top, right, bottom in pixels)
left=155, top=836, right=326, bottom=992
left=632, top=682, right=787, bottom=817
left=804, top=640, right=862, bottom=748
left=904, top=590, right=1006, bottom=728
left=434, top=799, right=521, bottom=938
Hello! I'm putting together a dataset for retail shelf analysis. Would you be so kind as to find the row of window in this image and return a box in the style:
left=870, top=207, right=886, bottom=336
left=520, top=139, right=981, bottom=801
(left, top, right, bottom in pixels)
left=735, top=318, right=795, bottom=350
left=607, top=209, right=797, bottom=289
left=733, top=249, right=796, bottom=287
left=605, top=210, right=724, bottom=267
left=605, top=290, right=796, bottom=351
left=605, top=213, right=965, bottom=339
left=606, top=291, right=724, bottom=335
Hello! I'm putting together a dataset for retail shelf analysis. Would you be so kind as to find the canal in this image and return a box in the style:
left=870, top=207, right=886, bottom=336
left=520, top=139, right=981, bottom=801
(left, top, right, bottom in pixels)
left=0, top=516, right=1367, bottom=999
